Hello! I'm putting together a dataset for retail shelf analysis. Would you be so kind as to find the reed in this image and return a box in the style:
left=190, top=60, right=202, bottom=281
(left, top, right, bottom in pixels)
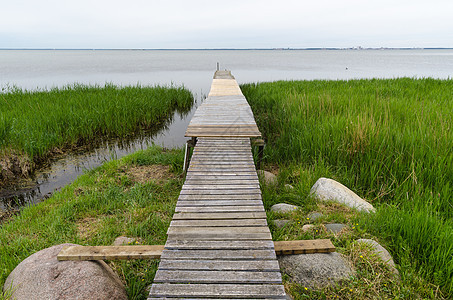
left=242, top=78, right=453, bottom=296
left=0, top=84, right=193, bottom=160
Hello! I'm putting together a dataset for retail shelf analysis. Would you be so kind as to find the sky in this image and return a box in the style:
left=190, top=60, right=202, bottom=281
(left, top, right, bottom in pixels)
left=1, top=0, right=452, bottom=49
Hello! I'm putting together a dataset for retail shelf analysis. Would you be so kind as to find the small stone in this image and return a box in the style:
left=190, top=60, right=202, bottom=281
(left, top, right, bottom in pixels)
left=307, top=212, right=323, bottom=221
left=273, top=219, right=291, bottom=228
left=284, top=184, right=294, bottom=190
left=310, top=177, right=375, bottom=213
left=278, top=252, right=354, bottom=288
left=257, top=170, right=278, bottom=186
left=271, top=203, right=299, bottom=213
left=325, top=223, right=346, bottom=234
left=302, top=224, right=314, bottom=232
left=356, top=239, right=399, bottom=276
left=113, top=236, right=137, bottom=246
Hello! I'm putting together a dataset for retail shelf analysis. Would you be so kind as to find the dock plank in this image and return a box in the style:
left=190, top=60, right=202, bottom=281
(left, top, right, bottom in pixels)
left=149, top=283, right=286, bottom=299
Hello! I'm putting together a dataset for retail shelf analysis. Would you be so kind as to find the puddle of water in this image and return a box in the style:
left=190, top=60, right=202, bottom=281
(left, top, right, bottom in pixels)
left=0, top=96, right=202, bottom=212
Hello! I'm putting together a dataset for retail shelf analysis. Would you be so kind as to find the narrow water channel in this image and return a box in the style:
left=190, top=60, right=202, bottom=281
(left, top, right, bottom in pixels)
left=0, top=97, right=201, bottom=212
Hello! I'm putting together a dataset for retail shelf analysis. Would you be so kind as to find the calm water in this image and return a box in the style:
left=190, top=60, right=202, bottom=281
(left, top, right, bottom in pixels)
left=1, top=49, right=452, bottom=210
left=1, top=49, right=452, bottom=93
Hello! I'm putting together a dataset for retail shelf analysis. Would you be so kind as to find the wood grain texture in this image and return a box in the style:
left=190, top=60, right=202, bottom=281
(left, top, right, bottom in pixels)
left=154, top=270, right=282, bottom=284
left=273, top=239, right=336, bottom=255
left=149, top=283, right=286, bottom=299
left=57, top=245, right=164, bottom=261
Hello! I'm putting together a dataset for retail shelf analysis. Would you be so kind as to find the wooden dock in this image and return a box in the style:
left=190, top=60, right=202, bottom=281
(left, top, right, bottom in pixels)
left=148, top=71, right=286, bottom=299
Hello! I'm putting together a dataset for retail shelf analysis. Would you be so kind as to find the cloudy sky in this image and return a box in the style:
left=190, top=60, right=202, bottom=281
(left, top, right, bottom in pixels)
left=1, top=0, right=452, bottom=49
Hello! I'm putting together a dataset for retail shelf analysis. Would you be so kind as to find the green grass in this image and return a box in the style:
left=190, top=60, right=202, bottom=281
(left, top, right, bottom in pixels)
left=0, top=84, right=193, bottom=161
left=0, top=146, right=184, bottom=299
left=242, top=78, right=453, bottom=297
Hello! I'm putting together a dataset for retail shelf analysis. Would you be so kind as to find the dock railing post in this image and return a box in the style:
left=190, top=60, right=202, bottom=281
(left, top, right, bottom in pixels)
left=252, top=138, right=265, bottom=169
left=183, top=137, right=197, bottom=173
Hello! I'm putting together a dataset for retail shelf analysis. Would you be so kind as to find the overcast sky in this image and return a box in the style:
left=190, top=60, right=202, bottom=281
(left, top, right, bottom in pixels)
left=1, top=0, right=452, bottom=49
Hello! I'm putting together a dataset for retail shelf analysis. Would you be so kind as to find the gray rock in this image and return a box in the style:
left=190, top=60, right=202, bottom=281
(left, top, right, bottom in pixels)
left=278, top=252, right=354, bottom=288
left=301, top=224, right=314, bottom=232
left=307, top=212, right=323, bottom=221
left=284, top=184, right=294, bottom=190
left=113, top=236, right=137, bottom=246
left=273, top=219, right=291, bottom=228
left=4, top=244, right=127, bottom=300
left=271, top=203, right=299, bottom=213
left=257, top=170, right=278, bottom=186
left=310, top=178, right=375, bottom=213
left=325, top=223, right=346, bottom=234
left=356, top=239, right=399, bottom=276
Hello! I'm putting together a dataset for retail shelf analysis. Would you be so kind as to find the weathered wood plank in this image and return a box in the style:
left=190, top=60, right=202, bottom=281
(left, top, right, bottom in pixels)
left=167, top=232, right=272, bottom=240
left=176, top=200, right=262, bottom=206
left=174, top=206, right=264, bottom=213
left=57, top=245, right=164, bottom=261
left=172, top=212, right=267, bottom=220
left=149, top=283, right=286, bottom=299
left=179, top=189, right=261, bottom=195
left=178, top=194, right=261, bottom=200
left=185, top=176, right=259, bottom=181
left=167, top=226, right=270, bottom=235
left=186, top=172, right=257, bottom=176
left=56, top=240, right=336, bottom=261
left=153, top=270, right=282, bottom=284
left=189, top=161, right=254, bottom=165
left=181, top=185, right=260, bottom=190
left=170, top=219, right=267, bottom=227
left=273, top=239, right=336, bottom=255
left=164, top=240, right=274, bottom=250
left=158, top=259, right=279, bottom=271
left=183, top=180, right=260, bottom=186
left=160, top=249, right=276, bottom=260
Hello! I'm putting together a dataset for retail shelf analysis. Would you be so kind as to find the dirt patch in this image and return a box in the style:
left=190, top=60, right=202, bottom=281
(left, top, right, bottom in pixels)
left=0, top=209, right=19, bottom=224
left=0, top=150, right=32, bottom=186
left=77, top=217, right=102, bottom=240
left=125, top=164, right=175, bottom=184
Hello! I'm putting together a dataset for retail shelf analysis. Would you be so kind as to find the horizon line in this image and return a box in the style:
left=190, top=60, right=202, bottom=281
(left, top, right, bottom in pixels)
left=1, top=47, right=453, bottom=51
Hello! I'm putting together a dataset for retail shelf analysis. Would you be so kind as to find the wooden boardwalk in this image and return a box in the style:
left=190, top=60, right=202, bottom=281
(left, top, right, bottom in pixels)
left=148, top=71, right=286, bottom=299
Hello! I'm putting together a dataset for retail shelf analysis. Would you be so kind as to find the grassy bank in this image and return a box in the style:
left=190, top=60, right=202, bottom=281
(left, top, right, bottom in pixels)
left=0, top=146, right=184, bottom=299
left=242, top=78, right=453, bottom=297
left=0, top=84, right=193, bottom=182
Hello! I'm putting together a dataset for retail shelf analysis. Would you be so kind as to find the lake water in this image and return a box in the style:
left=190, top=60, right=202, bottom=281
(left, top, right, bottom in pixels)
left=1, top=49, right=452, bottom=210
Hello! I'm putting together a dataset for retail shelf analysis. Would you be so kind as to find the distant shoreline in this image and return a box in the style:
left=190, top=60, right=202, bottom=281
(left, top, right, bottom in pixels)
left=1, top=47, right=453, bottom=51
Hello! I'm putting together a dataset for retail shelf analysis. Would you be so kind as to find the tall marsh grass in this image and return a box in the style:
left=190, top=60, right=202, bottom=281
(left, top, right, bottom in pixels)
left=241, top=78, right=453, bottom=296
left=0, top=84, right=193, bottom=160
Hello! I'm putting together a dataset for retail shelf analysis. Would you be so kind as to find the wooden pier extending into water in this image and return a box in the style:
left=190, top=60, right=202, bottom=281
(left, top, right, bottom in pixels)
left=148, top=71, right=286, bottom=299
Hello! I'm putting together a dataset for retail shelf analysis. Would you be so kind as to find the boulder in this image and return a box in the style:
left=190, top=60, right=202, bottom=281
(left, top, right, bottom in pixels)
left=271, top=203, right=299, bottom=213
left=278, top=252, right=354, bottom=288
left=325, top=223, right=346, bottom=234
left=356, top=239, right=399, bottom=276
left=4, top=244, right=127, bottom=300
left=272, top=219, right=291, bottom=228
left=310, top=178, right=375, bottom=213
left=257, top=170, right=278, bottom=186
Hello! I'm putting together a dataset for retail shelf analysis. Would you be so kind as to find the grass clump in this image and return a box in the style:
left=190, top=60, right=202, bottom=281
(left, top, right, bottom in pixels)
left=0, top=145, right=184, bottom=299
left=0, top=84, right=193, bottom=177
left=242, top=78, right=453, bottom=298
